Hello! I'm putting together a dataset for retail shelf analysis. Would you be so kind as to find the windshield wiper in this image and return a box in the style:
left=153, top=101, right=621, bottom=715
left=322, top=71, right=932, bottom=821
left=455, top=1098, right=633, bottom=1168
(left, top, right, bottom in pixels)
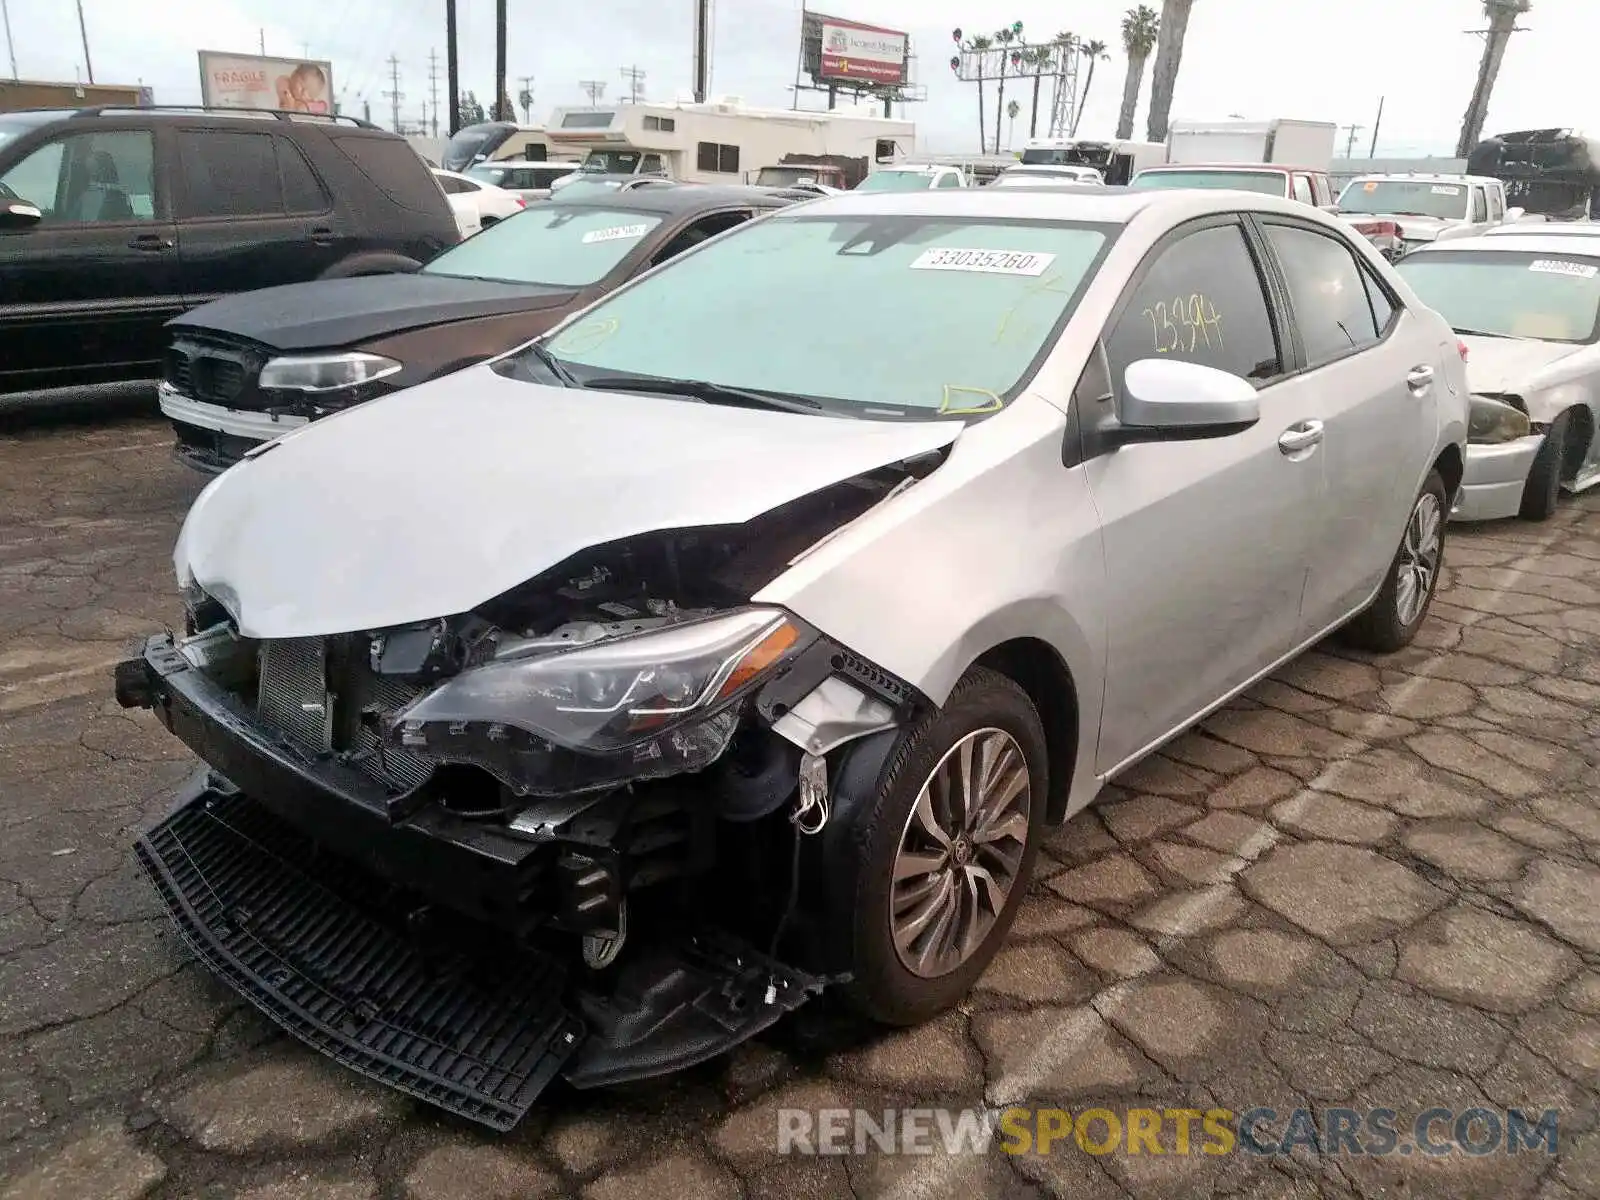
left=580, top=374, right=824, bottom=414
left=1454, top=327, right=1516, bottom=340
left=523, top=342, right=580, bottom=386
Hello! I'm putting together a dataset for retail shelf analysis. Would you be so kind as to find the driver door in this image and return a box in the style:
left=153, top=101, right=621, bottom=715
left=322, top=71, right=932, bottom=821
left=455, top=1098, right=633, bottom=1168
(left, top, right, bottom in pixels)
left=1083, top=216, right=1326, bottom=772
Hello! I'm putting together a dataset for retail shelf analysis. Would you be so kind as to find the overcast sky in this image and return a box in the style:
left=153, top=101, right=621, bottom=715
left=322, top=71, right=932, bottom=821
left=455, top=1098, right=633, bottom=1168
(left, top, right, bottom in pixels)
left=2, top=0, right=1580, bottom=156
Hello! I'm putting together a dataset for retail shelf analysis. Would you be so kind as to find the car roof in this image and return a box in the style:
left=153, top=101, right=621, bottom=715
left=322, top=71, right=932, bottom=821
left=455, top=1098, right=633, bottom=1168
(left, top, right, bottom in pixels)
left=1484, top=222, right=1600, bottom=236
left=768, top=185, right=1316, bottom=226
left=1139, top=163, right=1302, bottom=172
left=548, top=184, right=797, bottom=214
left=1406, top=233, right=1600, bottom=258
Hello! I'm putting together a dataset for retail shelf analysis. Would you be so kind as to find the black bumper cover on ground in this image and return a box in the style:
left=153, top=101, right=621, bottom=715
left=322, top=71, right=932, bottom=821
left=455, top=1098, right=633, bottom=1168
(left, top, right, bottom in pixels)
left=124, top=635, right=825, bottom=1129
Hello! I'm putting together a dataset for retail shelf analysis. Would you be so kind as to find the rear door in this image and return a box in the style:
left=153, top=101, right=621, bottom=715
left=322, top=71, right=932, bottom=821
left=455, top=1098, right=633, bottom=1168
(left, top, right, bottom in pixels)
left=1253, top=216, right=1435, bottom=630
left=172, top=128, right=332, bottom=304
left=0, top=122, right=181, bottom=392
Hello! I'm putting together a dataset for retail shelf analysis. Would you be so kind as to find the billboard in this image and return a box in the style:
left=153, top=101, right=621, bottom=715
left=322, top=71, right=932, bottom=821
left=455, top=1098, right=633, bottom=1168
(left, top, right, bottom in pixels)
left=198, top=51, right=334, bottom=114
left=802, top=13, right=908, bottom=87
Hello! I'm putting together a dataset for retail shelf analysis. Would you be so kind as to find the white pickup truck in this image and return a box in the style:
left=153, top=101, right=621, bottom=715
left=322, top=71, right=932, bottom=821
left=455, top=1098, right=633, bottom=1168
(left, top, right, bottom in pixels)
left=1335, top=173, right=1523, bottom=260
left=852, top=163, right=969, bottom=191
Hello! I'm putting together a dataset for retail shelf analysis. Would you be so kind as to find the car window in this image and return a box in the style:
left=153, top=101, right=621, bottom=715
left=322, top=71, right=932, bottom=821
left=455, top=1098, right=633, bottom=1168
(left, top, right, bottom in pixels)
left=530, top=214, right=1112, bottom=415
left=421, top=205, right=666, bottom=286
left=1361, top=267, right=1397, bottom=332
left=1263, top=223, right=1384, bottom=365
left=1471, top=188, right=1489, bottom=222
left=1105, top=221, right=1283, bottom=390
left=330, top=134, right=443, bottom=213
left=0, top=130, right=157, bottom=222
left=1291, top=175, right=1314, bottom=205
left=651, top=211, right=751, bottom=263
left=435, top=173, right=470, bottom=195
left=936, top=172, right=961, bottom=188
left=1338, top=179, right=1466, bottom=219
left=1487, top=187, right=1505, bottom=221
left=179, top=130, right=281, bottom=219
left=641, top=154, right=664, bottom=175
left=1396, top=250, right=1600, bottom=343
left=278, top=139, right=330, bottom=213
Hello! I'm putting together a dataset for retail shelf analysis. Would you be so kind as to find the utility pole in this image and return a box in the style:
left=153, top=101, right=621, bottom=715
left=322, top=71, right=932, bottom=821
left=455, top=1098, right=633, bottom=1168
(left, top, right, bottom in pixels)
left=428, top=49, right=441, bottom=136
left=579, top=80, right=606, bottom=105
left=1342, top=124, right=1365, bottom=158
left=692, top=0, right=712, bottom=103
left=384, top=55, right=404, bottom=134
left=619, top=65, right=645, bottom=104
left=2, top=0, right=18, bottom=81
left=75, top=0, right=93, bottom=83
left=1369, top=96, right=1384, bottom=158
left=446, top=0, right=460, bottom=136
left=362, top=98, right=371, bottom=124
left=517, top=74, right=534, bottom=123
left=493, top=0, right=507, bottom=120
left=258, top=28, right=265, bottom=54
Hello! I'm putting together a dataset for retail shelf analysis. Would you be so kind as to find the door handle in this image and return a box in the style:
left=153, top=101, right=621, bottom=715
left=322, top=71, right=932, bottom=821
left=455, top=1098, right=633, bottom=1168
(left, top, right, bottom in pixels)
left=1278, top=419, right=1324, bottom=455
left=128, top=233, right=172, bottom=251
left=1406, top=365, right=1435, bottom=394
left=310, top=226, right=336, bottom=245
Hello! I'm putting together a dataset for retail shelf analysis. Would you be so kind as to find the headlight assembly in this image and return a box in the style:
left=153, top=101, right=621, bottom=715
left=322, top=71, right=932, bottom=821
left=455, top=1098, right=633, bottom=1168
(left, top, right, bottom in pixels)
left=1468, top=394, right=1532, bottom=444
left=390, top=607, right=818, bottom=796
left=258, top=352, right=402, bottom=393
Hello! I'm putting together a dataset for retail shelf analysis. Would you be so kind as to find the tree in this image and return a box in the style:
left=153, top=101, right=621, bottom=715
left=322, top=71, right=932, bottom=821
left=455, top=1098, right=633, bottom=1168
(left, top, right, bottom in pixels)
left=1456, top=0, right=1530, bottom=156
left=993, top=27, right=1019, bottom=155
left=1071, top=40, right=1110, bottom=136
left=1024, top=46, right=1051, bottom=139
left=1116, top=5, right=1159, bottom=140
left=1006, top=98, right=1021, bottom=149
left=495, top=91, right=517, bottom=121
left=457, top=91, right=486, bottom=126
left=1145, top=0, right=1197, bottom=144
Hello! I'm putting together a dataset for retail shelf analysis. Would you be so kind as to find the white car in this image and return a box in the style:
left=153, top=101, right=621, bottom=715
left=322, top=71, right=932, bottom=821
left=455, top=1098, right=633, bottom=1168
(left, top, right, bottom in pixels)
left=1396, top=230, right=1600, bottom=520
left=1337, top=174, right=1520, bottom=259
left=991, top=164, right=1105, bottom=187
left=432, top=168, right=526, bottom=232
left=854, top=164, right=968, bottom=191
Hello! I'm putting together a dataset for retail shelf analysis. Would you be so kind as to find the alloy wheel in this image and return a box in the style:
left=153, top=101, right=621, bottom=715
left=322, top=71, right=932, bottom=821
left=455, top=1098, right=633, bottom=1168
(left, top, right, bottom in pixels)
left=1395, top=491, right=1443, bottom=627
left=889, top=728, right=1032, bottom=979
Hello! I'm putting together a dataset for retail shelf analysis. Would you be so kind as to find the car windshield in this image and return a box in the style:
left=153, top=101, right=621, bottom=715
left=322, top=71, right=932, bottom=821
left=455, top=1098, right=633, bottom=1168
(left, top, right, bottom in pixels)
left=511, top=214, right=1112, bottom=415
left=1396, top=250, right=1600, bottom=343
left=467, top=165, right=512, bottom=186
left=1130, top=169, right=1286, bottom=195
left=421, top=205, right=663, bottom=287
left=855, top=170, right=938, bottom=192
left=583, top=150, right=641, bottom=174
left=995, top=169, right=1098, bottom=187
left=1339, top=180, right=1469, bottom=219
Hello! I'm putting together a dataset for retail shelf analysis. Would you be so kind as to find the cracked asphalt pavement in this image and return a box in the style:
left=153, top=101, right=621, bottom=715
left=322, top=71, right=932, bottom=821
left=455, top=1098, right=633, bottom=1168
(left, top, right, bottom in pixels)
left=0, top=412, right=1597, bottom=1200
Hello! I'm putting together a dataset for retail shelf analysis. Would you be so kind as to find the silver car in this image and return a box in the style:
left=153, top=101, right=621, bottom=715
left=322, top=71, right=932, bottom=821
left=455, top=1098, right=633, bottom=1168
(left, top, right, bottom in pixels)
left=118, top=187, right=1466, bottom=1124
left=1396, top=231, right=1600, bottom=520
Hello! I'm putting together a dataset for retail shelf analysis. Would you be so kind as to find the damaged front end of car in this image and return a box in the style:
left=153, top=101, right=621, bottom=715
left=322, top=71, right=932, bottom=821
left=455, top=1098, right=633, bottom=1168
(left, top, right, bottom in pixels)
left=114, top=462, right=934, bottom=1129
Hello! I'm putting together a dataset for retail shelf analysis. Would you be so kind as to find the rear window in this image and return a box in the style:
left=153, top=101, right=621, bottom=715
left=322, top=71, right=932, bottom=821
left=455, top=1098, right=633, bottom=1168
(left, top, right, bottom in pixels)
left=1396, top=250, right=1600, bottom=343
left=331, top=134, right=445, bottom=213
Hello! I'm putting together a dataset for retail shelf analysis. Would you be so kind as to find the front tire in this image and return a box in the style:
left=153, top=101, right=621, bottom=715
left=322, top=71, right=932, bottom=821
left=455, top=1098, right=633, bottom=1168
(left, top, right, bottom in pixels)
left=1519, top=410, right=1570, bottom=521
left=1344, top=469, right=1447, bottom=653
left=829, top=667, right=1047, bottom=1026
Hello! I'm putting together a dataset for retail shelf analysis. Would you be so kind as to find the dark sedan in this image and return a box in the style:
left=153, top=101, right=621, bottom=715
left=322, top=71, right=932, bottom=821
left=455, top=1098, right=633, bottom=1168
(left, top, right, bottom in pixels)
left=159, top=185, right=797, bottom=472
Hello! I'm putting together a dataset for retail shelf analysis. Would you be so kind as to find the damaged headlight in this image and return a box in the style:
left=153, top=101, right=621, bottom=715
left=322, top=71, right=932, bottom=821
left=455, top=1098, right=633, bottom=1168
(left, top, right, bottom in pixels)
left=1468, top=394, right=1532, bottom=444
left=258, top=352, right=401, bottom=393
left=391, top=607, right=818, bottom=796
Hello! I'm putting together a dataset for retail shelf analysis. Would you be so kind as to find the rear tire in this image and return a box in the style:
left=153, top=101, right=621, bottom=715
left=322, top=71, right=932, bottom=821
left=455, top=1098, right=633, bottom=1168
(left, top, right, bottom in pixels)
left=827, top=667, right=1047, bottom=1026
left=1518, top=410, right=1570, bottom=521
left=1344, top=469, right=1448, bottom=653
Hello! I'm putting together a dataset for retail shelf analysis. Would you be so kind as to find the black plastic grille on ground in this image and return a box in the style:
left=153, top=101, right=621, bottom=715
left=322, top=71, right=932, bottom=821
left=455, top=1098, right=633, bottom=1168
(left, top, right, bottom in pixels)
left=135, top=791, right=585, bottom=1130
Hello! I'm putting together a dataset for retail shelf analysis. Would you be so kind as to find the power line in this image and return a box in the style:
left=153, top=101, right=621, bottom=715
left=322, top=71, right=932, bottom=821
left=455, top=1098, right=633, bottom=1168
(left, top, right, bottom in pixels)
left=619, top=64, right=645, bottom=104
left=579, top=79, right=606, bottom=105
left=383, top=54, right=404, bottom=134
left=428, top=48, right=440, bottom=137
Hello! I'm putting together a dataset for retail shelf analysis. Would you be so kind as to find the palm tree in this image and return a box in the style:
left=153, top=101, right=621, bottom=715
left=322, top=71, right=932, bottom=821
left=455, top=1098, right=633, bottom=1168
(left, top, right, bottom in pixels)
left=1070, top=40, right=1110, bottom=136
left=1116, top=5, right=1159, bottom=140
left=1145, top=0, right=1198, bottom=143
left=1455, top=0, right=1531, bottom=156
left=993, top=27, right=1018, bottom=155
left=967, top=34, right=993, bottom=153
left=1024, top=46, right=1051, bottom=139
left=1050, top=31, right=1077, bottom=137
left=1006, top=98, right=1021, bottom=149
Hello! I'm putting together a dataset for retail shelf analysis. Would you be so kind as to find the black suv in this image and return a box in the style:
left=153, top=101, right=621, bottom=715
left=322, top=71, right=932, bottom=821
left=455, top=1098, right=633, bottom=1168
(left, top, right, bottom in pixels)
left=0, top=106, right=460, bottom=406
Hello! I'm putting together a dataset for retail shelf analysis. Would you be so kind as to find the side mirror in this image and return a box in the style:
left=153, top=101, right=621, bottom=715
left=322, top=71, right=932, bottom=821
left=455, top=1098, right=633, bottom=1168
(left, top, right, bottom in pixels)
left=1106, top=358, right=1260, bottom=447
left=1505, top=206, right=1525, bottom=221
left=0, top=200, right=42, bottom=230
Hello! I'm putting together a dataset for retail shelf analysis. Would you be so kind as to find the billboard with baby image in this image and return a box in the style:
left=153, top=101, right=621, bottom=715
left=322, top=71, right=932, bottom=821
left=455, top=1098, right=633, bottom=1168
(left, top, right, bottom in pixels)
left=198, top=51, right=334, bottom=115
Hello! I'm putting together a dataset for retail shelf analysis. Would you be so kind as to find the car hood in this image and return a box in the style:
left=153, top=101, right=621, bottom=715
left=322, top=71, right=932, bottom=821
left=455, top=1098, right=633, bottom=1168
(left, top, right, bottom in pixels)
left=175, top=366, right=963, bottom=638
left=1461, top=336, right=1582, bottom=395
left=1382, top=215, right=1454, bottom=241
left=168, top=273, right=580, bottom=351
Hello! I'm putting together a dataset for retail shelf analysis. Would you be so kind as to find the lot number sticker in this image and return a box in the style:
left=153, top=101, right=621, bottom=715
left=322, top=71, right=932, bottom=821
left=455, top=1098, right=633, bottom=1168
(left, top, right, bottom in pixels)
left=1529, top=259, right=1600, bottom=278
left=910, top=248, right=1056, bottom=275
left=581, top=224, right=651, bottom=244
left=1430, top=185, right=1462, bottom=195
